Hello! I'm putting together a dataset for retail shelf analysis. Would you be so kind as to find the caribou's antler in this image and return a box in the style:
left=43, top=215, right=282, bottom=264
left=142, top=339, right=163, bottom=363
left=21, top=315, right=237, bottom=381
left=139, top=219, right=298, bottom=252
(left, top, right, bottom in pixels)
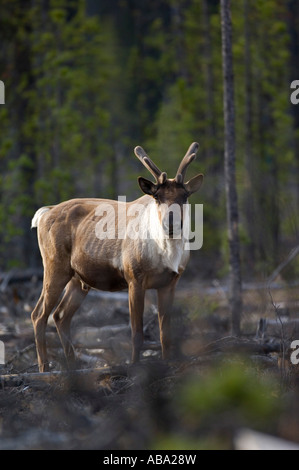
left=134, top=146, right=167, bottom=184
left=175, top=142, right=199, bottom=183
left=135, top=142, right=199, bottom=185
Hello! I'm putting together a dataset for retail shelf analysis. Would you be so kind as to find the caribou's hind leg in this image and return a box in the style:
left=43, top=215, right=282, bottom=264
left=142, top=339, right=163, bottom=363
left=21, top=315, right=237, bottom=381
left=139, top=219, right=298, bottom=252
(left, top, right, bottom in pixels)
left=53, top=276, right=90, bottom=369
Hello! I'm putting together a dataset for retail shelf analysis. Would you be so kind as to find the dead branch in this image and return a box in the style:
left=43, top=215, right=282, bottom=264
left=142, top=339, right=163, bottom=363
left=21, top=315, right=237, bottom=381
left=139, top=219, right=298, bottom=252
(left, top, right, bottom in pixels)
left=265, top=245, right=299, bottom=384
left=267, top=245, right=299, bottom=287
left=0, top=269, right=43, bottom=292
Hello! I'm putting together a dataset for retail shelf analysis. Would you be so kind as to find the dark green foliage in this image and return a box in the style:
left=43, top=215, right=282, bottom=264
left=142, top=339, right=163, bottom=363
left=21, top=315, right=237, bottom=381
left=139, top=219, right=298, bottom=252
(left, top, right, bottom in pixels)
left=152, top=362, right=280, bottom=450
left=0, top=0, right=298, bottom=278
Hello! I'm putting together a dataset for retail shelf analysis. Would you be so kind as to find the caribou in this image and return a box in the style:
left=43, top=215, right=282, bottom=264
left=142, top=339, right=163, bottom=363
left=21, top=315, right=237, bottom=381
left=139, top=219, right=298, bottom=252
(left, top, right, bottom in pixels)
left=31, top=143, right=203, bottom=372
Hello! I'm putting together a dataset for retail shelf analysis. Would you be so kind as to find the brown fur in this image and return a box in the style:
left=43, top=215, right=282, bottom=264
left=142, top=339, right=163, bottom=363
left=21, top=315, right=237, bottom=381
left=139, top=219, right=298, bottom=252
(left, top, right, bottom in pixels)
left=31, top=145, right=203, bottom=371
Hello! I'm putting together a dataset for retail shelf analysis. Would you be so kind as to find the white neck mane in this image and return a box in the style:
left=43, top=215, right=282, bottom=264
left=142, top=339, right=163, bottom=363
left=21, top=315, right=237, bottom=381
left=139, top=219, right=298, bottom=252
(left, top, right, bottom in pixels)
left=136, top=200, right=190, bottom=273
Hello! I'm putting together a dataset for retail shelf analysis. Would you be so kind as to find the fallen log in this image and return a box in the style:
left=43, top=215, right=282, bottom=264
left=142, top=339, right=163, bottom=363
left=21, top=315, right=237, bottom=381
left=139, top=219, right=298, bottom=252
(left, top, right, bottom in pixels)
left=0, top=365, right=128, bottom=388
left=256, top=317, right=299, bottom=339
left=0, top=269, right=43, bottom=291
left=198, top=335, right=283, bottom=355
left=46, top=330, right=161, bottom=352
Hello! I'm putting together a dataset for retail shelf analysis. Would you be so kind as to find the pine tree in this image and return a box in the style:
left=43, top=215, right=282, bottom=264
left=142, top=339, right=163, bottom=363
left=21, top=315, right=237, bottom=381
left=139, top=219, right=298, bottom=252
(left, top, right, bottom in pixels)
left=220, top=0, right=242, bottom=335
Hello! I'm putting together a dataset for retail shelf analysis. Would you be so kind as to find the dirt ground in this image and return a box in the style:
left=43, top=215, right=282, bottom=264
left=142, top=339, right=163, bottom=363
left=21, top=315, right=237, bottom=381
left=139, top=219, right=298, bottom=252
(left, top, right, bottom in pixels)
left=1, top=270, right=299, bottom=450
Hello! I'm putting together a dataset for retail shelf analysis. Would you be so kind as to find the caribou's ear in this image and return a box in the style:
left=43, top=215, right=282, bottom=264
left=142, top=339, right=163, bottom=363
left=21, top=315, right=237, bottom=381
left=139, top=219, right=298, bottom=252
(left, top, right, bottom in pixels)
left=185, top=174, right=204, bottom=195
left=138, top=177, right=158, bottom=196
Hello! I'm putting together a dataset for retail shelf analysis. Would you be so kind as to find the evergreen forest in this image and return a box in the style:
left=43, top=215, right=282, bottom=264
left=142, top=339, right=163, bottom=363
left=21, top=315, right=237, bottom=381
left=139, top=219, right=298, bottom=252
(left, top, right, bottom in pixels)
left=1, top=0, right=299, bottom=281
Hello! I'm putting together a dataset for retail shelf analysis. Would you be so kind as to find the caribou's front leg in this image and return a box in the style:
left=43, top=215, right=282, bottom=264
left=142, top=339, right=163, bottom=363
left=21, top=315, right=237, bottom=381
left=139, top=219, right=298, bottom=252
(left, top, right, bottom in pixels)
left=157, top=278, right=179, bottom=360
left=128, top=282, right=145, bottom=362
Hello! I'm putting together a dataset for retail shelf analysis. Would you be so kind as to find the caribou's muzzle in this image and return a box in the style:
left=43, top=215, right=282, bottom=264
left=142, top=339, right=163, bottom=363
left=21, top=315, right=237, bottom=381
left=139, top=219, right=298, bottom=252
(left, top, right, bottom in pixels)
left=162, top=207, right=183, bottom=238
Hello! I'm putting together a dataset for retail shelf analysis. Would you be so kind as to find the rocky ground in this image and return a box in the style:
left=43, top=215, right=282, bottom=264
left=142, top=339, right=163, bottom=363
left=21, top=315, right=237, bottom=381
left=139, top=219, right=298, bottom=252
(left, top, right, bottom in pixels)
left=1, top=270, right=299, bottom=450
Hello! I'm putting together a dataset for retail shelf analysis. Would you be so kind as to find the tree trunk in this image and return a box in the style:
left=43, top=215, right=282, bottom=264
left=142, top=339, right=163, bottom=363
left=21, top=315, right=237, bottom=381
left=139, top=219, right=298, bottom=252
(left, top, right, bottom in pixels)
left=287, top=0, right=299, bottom=206
left=171, top=1, right=188, bottom=82
left=243, top=0, right=256, bottom=272
left=220, top=0, right=242, bottom=335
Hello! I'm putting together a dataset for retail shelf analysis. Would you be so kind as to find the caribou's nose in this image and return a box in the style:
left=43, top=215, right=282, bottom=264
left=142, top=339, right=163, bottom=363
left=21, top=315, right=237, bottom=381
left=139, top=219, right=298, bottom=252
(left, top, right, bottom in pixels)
left=162, top=210, right=182, bottom=237
left=168, top=212, right=174, bottom=233
left=162, top=211, right=173, bottom=236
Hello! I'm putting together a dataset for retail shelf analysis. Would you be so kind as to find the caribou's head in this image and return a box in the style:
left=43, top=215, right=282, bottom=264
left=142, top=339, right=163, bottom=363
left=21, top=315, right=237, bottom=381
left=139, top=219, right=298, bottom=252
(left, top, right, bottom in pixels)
left=134, top=143, right=203, bottom=238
